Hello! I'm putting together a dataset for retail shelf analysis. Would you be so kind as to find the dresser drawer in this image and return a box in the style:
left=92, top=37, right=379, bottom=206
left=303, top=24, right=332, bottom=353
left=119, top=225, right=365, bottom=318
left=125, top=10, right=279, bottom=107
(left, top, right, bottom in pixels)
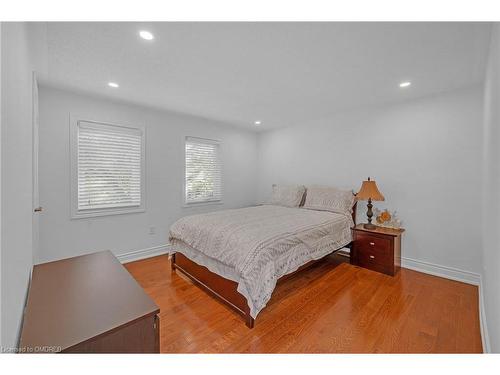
left=356, top=243, right=391, bottom=264
left=355, top=232, right=392, bottom=254
left=357, top=254, right=392, bottom=275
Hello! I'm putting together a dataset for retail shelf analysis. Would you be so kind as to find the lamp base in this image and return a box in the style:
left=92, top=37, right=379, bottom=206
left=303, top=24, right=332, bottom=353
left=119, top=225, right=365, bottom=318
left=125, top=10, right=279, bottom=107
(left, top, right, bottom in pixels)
left=363, top=223, right=377, bottom=230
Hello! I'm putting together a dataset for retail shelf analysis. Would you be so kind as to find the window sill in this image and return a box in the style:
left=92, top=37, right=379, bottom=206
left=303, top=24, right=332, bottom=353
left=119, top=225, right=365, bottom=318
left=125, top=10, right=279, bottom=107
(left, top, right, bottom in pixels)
left=71, top=207, right=145, bottom=219
left=182, top=201, right=223, bottom=208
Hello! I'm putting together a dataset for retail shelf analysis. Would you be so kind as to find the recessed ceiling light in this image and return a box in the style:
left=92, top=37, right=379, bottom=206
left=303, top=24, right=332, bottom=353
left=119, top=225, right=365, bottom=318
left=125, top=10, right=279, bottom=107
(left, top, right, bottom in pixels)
left=254, top=120, right=262, bottom=126
left=108, top=82, right=119, bottom=88
left=399, top=81, right=411, bottom=88
left=139, top=30, right=154, bottom=41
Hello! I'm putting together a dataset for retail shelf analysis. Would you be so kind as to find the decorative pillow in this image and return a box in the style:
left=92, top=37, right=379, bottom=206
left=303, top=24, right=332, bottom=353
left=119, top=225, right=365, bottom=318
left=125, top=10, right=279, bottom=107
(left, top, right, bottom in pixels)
left=271, top=184, right=306, bottom=208
left=303, top=186, right=355, bottom=215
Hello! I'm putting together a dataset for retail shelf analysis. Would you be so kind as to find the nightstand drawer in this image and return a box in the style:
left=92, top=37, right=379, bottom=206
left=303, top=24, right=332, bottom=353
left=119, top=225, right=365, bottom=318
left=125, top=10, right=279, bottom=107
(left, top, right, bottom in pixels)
left=357, top=246, right=391, bottom=267
left=355, top=233, right=391, bottom=254
left=357, top=255, right=392, bottom=275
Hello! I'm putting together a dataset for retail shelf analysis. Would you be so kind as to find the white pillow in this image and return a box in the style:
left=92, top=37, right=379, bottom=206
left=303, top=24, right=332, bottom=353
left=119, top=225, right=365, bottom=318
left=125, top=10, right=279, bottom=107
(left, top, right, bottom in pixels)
left=271, top=184, right=306, bottom=208
left=303, top=186, right=355, bottom=215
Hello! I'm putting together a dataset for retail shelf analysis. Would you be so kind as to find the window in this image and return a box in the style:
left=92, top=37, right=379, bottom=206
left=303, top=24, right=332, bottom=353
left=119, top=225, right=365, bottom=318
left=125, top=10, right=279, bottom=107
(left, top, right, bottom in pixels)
left=185, top=136, right=222, bottom=204
left=70, top=118, right=145, bottom=218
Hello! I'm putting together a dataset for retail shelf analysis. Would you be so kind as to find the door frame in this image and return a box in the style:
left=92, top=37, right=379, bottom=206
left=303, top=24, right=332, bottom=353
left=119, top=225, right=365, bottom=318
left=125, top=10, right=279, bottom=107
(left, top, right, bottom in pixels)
left=32, top=71, right=40, bottom=262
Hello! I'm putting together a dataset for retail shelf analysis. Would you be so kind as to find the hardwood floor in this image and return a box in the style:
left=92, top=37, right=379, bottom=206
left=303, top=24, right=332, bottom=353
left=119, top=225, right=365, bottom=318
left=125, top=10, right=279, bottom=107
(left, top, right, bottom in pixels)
left=124, top=254, right=482, bottom=353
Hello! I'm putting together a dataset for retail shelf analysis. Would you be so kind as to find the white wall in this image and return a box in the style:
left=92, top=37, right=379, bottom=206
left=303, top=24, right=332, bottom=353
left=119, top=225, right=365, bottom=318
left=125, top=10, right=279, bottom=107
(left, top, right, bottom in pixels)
left=0, top=21, right=3, bottom=346
left=37, top=86, right=258, bottom=264
left=481, top=24, right=500, bottom=353
left=257, top=86, right=483, bottom=275
left=1, top=23, right=46, bottom=349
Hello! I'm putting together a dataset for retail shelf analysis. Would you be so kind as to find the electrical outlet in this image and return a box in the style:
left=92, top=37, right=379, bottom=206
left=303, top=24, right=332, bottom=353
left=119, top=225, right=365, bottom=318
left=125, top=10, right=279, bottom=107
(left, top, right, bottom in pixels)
left=149, top=226, right=156, bottom=235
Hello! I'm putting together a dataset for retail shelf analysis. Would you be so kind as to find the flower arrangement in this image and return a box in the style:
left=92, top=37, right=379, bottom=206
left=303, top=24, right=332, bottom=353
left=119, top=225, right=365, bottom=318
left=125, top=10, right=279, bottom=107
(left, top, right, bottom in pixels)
left=374, top=208, right=402, bottom=229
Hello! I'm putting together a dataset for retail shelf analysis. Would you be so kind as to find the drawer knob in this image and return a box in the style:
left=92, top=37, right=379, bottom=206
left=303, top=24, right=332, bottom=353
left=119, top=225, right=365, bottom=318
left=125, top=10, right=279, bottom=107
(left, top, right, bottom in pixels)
left=369, top=242, right=375, bottom=246
left=369, top=255, right=375, bottom=259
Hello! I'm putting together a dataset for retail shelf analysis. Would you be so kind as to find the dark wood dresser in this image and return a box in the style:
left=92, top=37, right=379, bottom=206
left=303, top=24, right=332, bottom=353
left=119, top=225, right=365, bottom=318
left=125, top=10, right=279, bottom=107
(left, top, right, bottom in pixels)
left=19, top=251, right=160, bottom=353
left=351, top=224, right=404, bottom=276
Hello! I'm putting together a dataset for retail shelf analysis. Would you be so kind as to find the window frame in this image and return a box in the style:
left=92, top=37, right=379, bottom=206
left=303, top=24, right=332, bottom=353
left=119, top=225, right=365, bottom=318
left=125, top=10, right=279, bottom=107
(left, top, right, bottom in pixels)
left=183, top=136, right=223, bottom=207
left=70, top=115, right=146, bottom=219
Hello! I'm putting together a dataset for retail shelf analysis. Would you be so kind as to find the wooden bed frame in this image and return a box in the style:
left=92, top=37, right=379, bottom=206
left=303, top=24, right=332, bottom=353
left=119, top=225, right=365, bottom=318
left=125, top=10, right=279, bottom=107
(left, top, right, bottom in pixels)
left=171, top=203, right=357, bottom=328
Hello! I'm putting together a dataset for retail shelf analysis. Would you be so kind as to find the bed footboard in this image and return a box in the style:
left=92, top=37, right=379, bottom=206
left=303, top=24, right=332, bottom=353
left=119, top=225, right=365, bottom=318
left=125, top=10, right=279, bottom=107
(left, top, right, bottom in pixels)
left=171, top=252, right=255, bottom=328
left=170, top=244, right=350, bottom=328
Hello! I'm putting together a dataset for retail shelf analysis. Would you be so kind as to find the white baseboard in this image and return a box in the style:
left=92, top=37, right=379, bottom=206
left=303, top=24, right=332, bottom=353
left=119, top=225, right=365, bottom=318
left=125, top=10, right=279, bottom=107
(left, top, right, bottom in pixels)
left=479, top=277, right=491, bottom=353
left=401, top=257, right=481, bottom=285
left=117, top=244, right=170, bottom=264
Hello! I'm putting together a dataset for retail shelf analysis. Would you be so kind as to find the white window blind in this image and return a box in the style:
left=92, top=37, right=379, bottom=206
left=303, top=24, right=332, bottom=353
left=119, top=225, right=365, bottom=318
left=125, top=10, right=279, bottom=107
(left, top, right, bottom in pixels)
left=76, top=121, right=144, bottom=213
left=185, top=137, right=222, bottom=204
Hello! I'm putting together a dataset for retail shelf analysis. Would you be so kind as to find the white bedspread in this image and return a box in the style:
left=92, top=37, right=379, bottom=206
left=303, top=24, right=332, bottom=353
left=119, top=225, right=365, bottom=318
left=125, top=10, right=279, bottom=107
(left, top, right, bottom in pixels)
left=169, top=205, right=353, bottom=318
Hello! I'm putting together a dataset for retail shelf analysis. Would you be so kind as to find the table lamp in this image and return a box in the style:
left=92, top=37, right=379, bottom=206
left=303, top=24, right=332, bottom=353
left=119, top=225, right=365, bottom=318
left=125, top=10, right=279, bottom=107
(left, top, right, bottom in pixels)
left=356, top=177, right=385, bottom=229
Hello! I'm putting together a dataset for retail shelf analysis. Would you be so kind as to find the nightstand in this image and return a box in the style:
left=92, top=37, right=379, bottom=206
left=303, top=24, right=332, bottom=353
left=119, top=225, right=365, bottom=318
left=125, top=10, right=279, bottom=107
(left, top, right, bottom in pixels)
left=350, top=224, right=404, bottom=276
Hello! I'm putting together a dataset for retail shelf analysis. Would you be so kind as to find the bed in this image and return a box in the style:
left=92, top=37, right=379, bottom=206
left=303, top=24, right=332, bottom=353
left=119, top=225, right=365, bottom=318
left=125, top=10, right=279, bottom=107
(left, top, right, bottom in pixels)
left=169, top=193, right=356, bottom=328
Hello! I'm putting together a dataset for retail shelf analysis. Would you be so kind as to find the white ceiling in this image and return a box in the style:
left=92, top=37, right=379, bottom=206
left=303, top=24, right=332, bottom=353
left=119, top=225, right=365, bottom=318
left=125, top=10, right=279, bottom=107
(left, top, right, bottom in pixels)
left=43, top=22, right=491, bottom=130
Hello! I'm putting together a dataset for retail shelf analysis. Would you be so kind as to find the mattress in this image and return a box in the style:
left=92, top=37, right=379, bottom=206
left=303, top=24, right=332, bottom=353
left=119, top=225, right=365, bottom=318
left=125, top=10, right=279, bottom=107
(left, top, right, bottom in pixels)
left=169, top=204, right=353, bottom=318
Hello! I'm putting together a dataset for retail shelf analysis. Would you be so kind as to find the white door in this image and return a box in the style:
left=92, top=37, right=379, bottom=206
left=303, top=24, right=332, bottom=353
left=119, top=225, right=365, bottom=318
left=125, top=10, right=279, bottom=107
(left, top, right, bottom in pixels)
left=32, top=72, right=41, bottom=262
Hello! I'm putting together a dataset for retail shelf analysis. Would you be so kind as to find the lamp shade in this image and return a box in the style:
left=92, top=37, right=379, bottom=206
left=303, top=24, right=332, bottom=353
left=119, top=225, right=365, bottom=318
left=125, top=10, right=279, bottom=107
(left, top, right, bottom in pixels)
left=356, top=178, right=385, bottom=201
